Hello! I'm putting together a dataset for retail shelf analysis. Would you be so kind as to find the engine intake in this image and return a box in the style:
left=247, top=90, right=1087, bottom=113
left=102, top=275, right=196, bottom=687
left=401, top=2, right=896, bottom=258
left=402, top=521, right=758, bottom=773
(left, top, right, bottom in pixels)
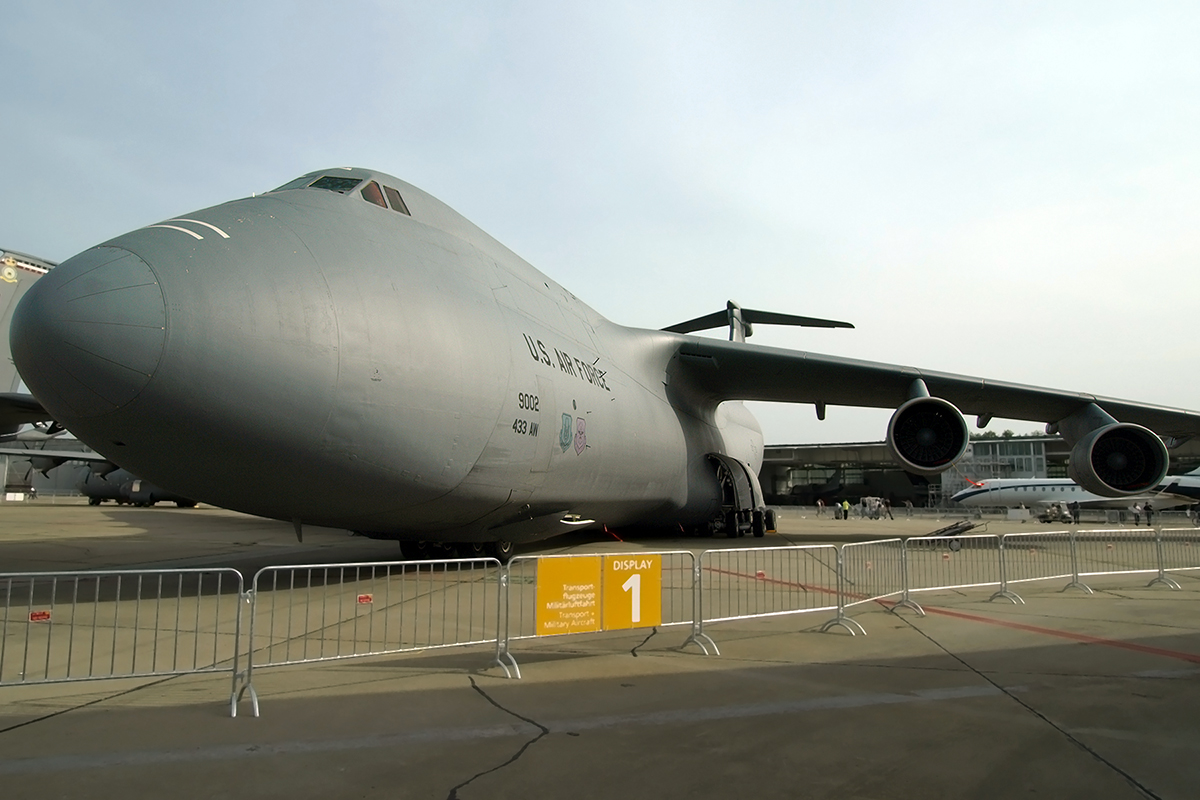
left=886, top=397, right=968, bottom=476
left=1067, top=423, right=1167, bottom=495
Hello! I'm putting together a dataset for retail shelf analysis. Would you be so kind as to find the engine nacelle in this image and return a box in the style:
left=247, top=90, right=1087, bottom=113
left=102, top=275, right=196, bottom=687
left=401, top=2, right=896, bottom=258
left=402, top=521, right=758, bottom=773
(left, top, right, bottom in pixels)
left=886, top=397, right=969, bottom=477
left=1067, top=423, right=1167, bottom=496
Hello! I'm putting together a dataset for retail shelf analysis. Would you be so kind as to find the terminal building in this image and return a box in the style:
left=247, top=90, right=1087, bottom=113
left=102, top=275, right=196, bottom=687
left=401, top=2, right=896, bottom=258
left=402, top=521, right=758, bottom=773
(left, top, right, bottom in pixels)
left=760, top=435, right=1200, bottom=508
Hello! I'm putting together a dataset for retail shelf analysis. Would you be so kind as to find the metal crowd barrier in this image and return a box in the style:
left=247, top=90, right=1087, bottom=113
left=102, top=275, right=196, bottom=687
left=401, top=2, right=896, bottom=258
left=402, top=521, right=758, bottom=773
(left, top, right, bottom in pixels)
left=996, top=531, right=1076, bottom=596
left=1069, top=529, right=1162, bottom=591
left=698, top=544, right=840, bottom=625
left=1158, top=528, right=1200, bottom=586
left=6, top=526, right=1200, bottom=718
left=237, top=558, right=504, bottom=716
left=0, top=568, right=244, bottom=709
left=897, top=533, right=1009, bottom=612
left=498, top=551, right=700, bottom=671
left=739, top=527, right=1200, bottom=633
left=827, top=539, right=905, bottom=633
left=997, top=529, right=1194, bottom=596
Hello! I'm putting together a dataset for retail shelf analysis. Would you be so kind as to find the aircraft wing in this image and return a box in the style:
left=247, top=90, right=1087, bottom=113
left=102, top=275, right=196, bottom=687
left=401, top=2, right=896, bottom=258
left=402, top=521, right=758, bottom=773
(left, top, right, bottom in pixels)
left=669, top=338, right=1200, bottom=438
left=0, top=392, right=54, bottom=428
left=0, top=445, right=114, bottom=480
left=0, top=446, right=111, bottom=462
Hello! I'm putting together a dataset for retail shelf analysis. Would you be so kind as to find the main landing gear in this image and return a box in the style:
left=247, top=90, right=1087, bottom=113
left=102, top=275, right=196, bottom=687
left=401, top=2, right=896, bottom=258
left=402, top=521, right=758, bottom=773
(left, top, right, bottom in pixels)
left=716, top=508, right=772, bottom=539
left=399, top=540, right=515, bottom=564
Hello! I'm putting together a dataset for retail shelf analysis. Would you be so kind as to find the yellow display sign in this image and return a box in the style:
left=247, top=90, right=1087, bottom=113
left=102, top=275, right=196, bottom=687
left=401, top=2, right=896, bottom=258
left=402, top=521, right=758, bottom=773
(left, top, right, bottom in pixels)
left=602, top=554, right=661, bottom=630
left=535, top=556, right=601, bottom=635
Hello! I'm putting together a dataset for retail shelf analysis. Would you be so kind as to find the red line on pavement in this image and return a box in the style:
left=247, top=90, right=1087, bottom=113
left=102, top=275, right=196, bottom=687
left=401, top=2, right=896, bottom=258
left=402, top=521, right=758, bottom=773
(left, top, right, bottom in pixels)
left=703, top=565, right=839, bottom=595
left=908, top=602, right=1200, bottom=665
left=705, top=565, right=1200, bottom=664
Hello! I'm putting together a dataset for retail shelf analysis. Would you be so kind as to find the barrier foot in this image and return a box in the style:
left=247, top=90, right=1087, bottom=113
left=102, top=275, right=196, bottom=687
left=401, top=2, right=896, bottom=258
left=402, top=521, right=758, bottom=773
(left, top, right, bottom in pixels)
left=1063, top=580, right=1094, bottom=595
left=682, top=631, right=720, bottom=656
left=890, top=597, right=926, bottom=617
left=1148, top=574, right=1182, bottom=590
left=820, top=615, right=866, bottom=636
left=988, top=589, right=1024, bottom=605
left=493, top=649, right=521, bottom=680
left=232, top=681, right=260, bottom=718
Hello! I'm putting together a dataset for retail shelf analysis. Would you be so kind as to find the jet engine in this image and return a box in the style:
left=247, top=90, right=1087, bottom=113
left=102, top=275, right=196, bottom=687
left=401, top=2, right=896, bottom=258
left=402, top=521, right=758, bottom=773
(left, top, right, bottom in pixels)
left=886, top=396, right=968, bottom=476
left=1047, top=403, right=1169, bottom=497
left=1066, top=423, right=1167, bottom=496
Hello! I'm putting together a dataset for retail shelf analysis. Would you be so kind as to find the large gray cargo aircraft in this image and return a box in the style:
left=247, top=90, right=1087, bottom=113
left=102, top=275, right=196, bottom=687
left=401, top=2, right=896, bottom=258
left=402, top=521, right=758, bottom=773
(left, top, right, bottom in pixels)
left=10, top=168, right=1200, bottom=559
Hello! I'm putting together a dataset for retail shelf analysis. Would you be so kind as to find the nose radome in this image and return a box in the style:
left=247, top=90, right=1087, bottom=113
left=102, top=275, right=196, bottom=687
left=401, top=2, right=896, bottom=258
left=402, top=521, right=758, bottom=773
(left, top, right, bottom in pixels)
left=11, top=246, right=166, bottom=420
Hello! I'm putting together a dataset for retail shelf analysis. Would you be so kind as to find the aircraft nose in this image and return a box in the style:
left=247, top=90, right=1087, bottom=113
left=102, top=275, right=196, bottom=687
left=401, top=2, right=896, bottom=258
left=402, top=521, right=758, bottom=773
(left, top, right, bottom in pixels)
left=11, top=246, right=166, bottom=420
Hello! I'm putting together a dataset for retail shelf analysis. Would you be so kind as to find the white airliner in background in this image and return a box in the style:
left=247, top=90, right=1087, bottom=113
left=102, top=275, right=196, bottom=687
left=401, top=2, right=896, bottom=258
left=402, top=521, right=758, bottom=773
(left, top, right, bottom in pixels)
left=951, top=470, right=1200, bottom=509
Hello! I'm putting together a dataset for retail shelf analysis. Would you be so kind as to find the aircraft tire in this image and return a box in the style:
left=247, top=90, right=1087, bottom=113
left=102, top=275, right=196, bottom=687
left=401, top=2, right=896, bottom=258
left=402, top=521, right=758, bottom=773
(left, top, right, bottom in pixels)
left=724, top=510, right=739, bottom=538
left=487, top=540, right=515, bottom=564
left=752, top=510, right=766, bottom=538
left=88, top=497, right=102, bottom=506
left=399, top=541, right=428, bottom=561
left=457, top=542, right=487, bottom=559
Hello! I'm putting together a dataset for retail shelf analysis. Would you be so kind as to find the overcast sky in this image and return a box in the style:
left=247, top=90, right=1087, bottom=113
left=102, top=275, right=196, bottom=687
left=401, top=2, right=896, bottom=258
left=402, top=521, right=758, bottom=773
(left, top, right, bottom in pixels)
left=4, top=1, right=1198, bottom=444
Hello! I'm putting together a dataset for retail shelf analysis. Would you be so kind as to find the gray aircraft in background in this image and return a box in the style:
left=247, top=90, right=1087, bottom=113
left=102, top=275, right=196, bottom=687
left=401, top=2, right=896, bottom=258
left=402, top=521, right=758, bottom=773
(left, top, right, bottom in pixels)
left=1, top=248, right=194, bottom=506
left=1, top=249, right=56, bottom=437
left=1, top=248, right=62, bottom=492
left=76, top=467, right=197, bottom=507
left=0, top=442, right=197, bottom=507
left=10, top=168, right=1200, bottom=560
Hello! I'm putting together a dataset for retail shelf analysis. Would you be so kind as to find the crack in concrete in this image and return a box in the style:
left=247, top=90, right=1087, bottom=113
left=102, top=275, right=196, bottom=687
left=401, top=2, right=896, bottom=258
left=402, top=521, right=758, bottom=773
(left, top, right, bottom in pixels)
left=0, top=681, right=1017, bottom=775
left=896, top=613, right=1165, bottom=800
left=445, top=676, right=550, bottom=799
left=0, top=675, right=178, bottom=736
left=630, top=626, right=658, bottom=657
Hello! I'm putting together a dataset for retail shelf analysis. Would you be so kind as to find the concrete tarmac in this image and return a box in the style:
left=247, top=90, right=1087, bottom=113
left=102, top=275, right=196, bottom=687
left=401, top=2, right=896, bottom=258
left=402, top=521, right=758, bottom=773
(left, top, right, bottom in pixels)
left=2, top=502, right=1199, bottom=799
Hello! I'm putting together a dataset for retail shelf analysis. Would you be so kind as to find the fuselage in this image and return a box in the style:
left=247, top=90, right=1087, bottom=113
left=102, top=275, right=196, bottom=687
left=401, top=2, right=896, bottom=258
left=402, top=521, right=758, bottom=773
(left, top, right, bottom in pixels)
left=11, top=169, right=762, bottom=542
left=77, top=468, right=194, bottom=507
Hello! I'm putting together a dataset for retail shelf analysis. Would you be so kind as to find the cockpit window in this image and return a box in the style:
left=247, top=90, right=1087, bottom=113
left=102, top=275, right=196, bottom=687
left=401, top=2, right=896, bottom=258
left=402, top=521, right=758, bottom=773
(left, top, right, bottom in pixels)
left=384, top=185, right=411, bottom=215
left=360, top=181, right=387, bottom=208
left=309, top=176, right=364, bottom=193
left=270, top=176, right=316, bottom=192
left=268, top=174, right=411, bottom=218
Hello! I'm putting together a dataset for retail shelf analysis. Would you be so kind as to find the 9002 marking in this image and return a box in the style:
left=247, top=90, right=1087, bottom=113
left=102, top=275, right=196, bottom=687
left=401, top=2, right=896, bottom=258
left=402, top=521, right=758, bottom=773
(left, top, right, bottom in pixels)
left=518, top=393, right=540, bottom=411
